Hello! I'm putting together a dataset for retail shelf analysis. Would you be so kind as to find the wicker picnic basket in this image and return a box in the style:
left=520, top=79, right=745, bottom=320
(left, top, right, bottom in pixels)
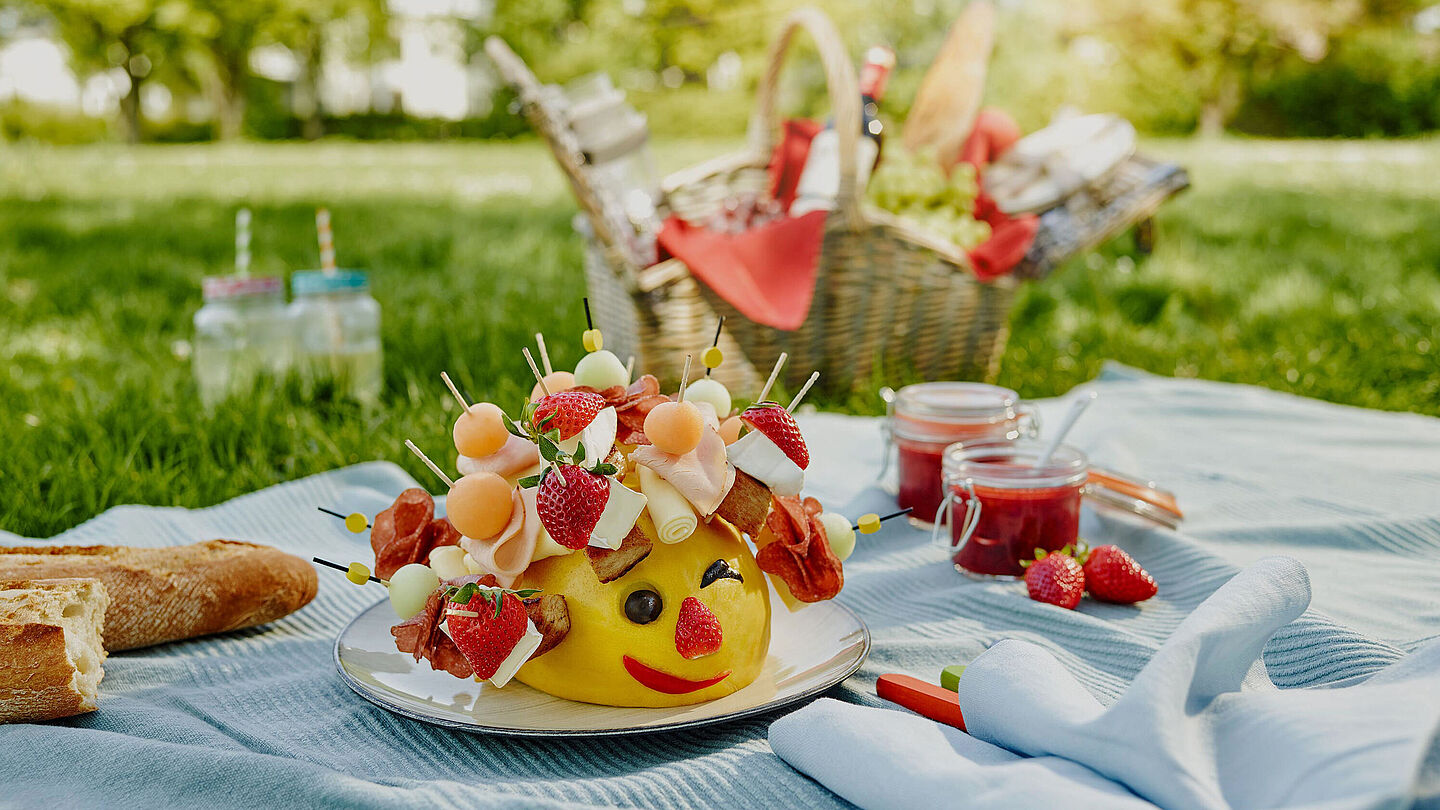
left=486, top=7, right=1015, bottom=395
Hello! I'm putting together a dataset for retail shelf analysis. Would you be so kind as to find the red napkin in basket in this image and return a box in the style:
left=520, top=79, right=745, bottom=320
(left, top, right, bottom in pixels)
left=955, top=108, right=1039, bottom=281
left=657, top=119, right=827, bottom=331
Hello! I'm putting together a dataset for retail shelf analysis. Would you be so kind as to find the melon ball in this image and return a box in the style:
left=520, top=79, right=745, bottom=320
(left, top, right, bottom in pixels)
left=818, top=512, right=857, bottom=561
left=454, top=401, right=509, bottom=458
left=388, top=563, right=440, bottom=619
left=718, top=415, right=743, bottom=445
left=530, top=371, right=575, bottom=402
left=683, top=377, right=732, bottom=418
left=644, top=400, right=705, bottom=455
left=447, top=472, right=514, bottom=539
left=573, top=349, right=629, bottom=391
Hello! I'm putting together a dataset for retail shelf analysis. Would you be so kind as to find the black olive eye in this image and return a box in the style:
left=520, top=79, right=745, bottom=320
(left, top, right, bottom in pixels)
left=624, top=589, right=663, bottom=624
left=701, top=559, right=743, bottom=589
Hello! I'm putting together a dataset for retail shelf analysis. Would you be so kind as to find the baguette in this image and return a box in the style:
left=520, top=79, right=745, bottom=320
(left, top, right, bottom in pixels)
left=0, top=578, right=109, bottom=723
left=0, top=540, right=317, bottom=651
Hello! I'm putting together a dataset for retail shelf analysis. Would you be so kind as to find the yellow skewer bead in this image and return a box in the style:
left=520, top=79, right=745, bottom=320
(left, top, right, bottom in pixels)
left=857, top=513, right=882, bottom=535
left=346, top=562, right=372, bottom=585
left=344, top=512, right=369, bottom=533
left=702, top=346, right=724, bottom=369
left=582, top=329, right=604, bottom=353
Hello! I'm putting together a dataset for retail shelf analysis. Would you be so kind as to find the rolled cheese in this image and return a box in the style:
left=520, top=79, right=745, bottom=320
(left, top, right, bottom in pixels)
left=640, top=465, right=698, bottom=544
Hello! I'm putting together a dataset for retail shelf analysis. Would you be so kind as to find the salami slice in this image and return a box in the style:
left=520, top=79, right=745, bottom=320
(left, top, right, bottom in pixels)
left=755, top=495, right=843, bottom=602
left=371, top=488, right=434, bottom=580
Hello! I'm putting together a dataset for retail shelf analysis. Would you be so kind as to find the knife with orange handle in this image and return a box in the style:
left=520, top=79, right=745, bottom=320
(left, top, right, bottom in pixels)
left=876, top=673, right=967, bottom=732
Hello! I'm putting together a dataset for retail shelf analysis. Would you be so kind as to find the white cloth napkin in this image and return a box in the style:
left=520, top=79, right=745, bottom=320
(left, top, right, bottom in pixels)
left=771, top=557, right=1440, bottom=809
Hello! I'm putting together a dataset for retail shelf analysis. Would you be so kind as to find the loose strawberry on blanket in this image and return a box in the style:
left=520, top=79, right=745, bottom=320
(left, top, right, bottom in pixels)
left=1022, top=548, right=1086, bottom=610
left=445, top=585, right=530, bottom=680
left=535, top=464, right=611, bottom=549
left=532, top=391, right=605, bottom=440
left=1080, top=544, right=1157, bottom=604
left=674, top=596, right=723, bottom=659
left=740, top=403, right=809, bottom=469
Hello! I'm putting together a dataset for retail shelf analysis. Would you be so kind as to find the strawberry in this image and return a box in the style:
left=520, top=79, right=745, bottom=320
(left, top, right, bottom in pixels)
left=445, top=589, right=528, bottom=680
left=1080, top=544, right=1157, bottom=604
left=674, top=596, right=723, bottom=659
left=532, top=391, right=604, bottom=440
left=1022, top=548, right=1085, bottom=610
left=536, top=464, right=610, bottom=549
left=740, top=403, right=809, bottom=469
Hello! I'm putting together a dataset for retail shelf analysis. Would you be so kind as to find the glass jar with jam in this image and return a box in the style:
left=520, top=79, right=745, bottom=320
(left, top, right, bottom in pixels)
left=933, top=439, right=1088, bottom=578
left=882, top=383, right=1039, bottom=526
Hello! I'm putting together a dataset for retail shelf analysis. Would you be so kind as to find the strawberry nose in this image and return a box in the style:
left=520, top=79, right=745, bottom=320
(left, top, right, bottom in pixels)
left=674, top=596, right=723, bottom=660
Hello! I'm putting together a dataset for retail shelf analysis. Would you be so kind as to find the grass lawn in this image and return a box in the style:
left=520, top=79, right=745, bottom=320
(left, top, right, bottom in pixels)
left=2, top=137, right=1438, bottom=538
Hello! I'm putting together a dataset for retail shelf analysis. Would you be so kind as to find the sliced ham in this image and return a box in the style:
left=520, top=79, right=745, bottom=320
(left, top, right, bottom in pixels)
left=460, top=487, right=542, bottom=587
left=457, top=432, right=540, bottom=481
left=632, top=416, right=735, bottom=517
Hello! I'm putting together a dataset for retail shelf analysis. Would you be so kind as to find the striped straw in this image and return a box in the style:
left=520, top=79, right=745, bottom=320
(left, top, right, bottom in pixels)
left=316, top=207, right=336, bottom=274
left=235, top=208, right=251, bottom=277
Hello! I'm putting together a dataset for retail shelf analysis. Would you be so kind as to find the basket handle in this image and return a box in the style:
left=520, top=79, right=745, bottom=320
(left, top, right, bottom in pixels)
left=748, top=7, right=865, bottom=230
left=484, top=35, right=634, bottom=273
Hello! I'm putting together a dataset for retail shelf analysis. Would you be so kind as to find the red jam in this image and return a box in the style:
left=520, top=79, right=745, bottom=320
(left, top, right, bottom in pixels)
left=941, top=441, right=1088, bottom=577
left=888, top=383, right=1035, bottom=524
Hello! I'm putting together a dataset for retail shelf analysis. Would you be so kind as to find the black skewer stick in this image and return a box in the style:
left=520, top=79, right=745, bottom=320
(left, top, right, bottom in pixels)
left=312, top=556, right=385, bottom=584
left=583, top=297, right=594, bottom=331
left=707, top=316, right=725, bottom=376
left=317, top=506, right=371, bottom=528
left=853, top=507, right=914, bottom=532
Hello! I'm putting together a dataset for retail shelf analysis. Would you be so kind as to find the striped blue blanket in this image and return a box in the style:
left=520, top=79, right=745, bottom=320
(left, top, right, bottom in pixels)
left=3, top=364, right=1437, bottom=808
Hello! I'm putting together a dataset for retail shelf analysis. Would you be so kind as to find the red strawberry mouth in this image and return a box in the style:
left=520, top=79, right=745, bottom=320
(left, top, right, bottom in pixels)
left=621, top=655, right=730, bottom=694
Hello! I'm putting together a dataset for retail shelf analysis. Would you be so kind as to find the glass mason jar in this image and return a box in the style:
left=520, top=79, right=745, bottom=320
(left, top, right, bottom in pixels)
left=882, top=383, right=1039, bottom=527
left=193, top=275, right=291, bottom=408
left=933, top=439, right=1088, bottom=578
left=288, top=270, right=382, bottom=404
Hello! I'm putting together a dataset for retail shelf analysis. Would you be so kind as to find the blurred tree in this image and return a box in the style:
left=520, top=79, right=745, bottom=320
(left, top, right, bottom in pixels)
left=1073, top=0, right=1429, bottom=134
left=267, top=0, right=389, bottom=139
left=32, top=0, right=164, bottom=142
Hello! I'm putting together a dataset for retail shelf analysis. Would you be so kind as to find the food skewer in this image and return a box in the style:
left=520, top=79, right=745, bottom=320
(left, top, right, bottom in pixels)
left=677, top=354, right=693, bottom=400
left=787, top=371, right=820, bottom=412
left=405, top=440, right=455, bottom=488
left=756, top=352, right=788, bottom=403
left=625, top=355, right=636, bottom=381
left=854, top=507, right=912, bottom=534
left=522, top=348, right=550, bottom=397
left=317, top=506, right=370, bottom=532
left=440, top=371, right=473, bottom=414
left=581, top=297, right=603, bottom=352
left=535, top=332, right=553, bottom=376
left=704, top=317, right=725, bottom=376
left=313, top=556, right=384, bottom=585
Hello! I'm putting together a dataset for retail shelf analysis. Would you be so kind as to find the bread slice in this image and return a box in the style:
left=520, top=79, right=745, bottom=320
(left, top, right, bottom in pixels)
left=0, top=540, right=317, bottom=651
left=715, top=471, right=772, bottom=538
left=0, top=578, right=109, bottom=723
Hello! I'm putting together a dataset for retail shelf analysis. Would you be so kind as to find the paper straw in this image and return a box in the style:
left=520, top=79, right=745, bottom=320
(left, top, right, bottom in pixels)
left=316, top=208, right=336, bottom=274
left=235, top=208, right=251, bottom=277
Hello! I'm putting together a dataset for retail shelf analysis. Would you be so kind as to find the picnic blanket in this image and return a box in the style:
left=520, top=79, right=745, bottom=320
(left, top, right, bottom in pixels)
left=3, top=363, right=1438, bottom=809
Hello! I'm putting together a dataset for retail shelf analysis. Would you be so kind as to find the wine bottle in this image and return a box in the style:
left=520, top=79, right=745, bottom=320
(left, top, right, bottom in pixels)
left=791, top=45, right=897, bottom=216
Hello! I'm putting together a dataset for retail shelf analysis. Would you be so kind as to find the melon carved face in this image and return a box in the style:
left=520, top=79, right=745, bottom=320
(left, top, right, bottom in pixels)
left=513, top=512, right=771, bottom=707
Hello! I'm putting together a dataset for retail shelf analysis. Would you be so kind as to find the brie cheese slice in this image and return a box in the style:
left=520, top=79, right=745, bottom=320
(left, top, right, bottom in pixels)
left=589, top=478, right=647, bottom=550
left=727, top=429, right=805, bottom=496
left=487, top=617, right=543, bottom=688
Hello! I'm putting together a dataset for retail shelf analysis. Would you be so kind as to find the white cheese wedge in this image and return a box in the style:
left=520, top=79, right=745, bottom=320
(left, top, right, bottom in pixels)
left=589, top=478, right=647, bottom=550
left=727, top=429, right=805, bottom=496
left=439, top=613, right=543, bottom=688
left=556, top=407, right=617, bottom=466
left=529, top=529, right=572, bottom=562
left=487, top=617, right=543, bottom=688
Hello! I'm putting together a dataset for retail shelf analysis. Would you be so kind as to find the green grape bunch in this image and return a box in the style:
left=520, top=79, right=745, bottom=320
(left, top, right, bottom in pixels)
left=866, top=148, right=989, bottom=251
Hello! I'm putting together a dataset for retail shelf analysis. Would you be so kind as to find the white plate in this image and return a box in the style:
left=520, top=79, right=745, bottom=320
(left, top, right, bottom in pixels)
left=334, top=595, right=870, bottom=737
